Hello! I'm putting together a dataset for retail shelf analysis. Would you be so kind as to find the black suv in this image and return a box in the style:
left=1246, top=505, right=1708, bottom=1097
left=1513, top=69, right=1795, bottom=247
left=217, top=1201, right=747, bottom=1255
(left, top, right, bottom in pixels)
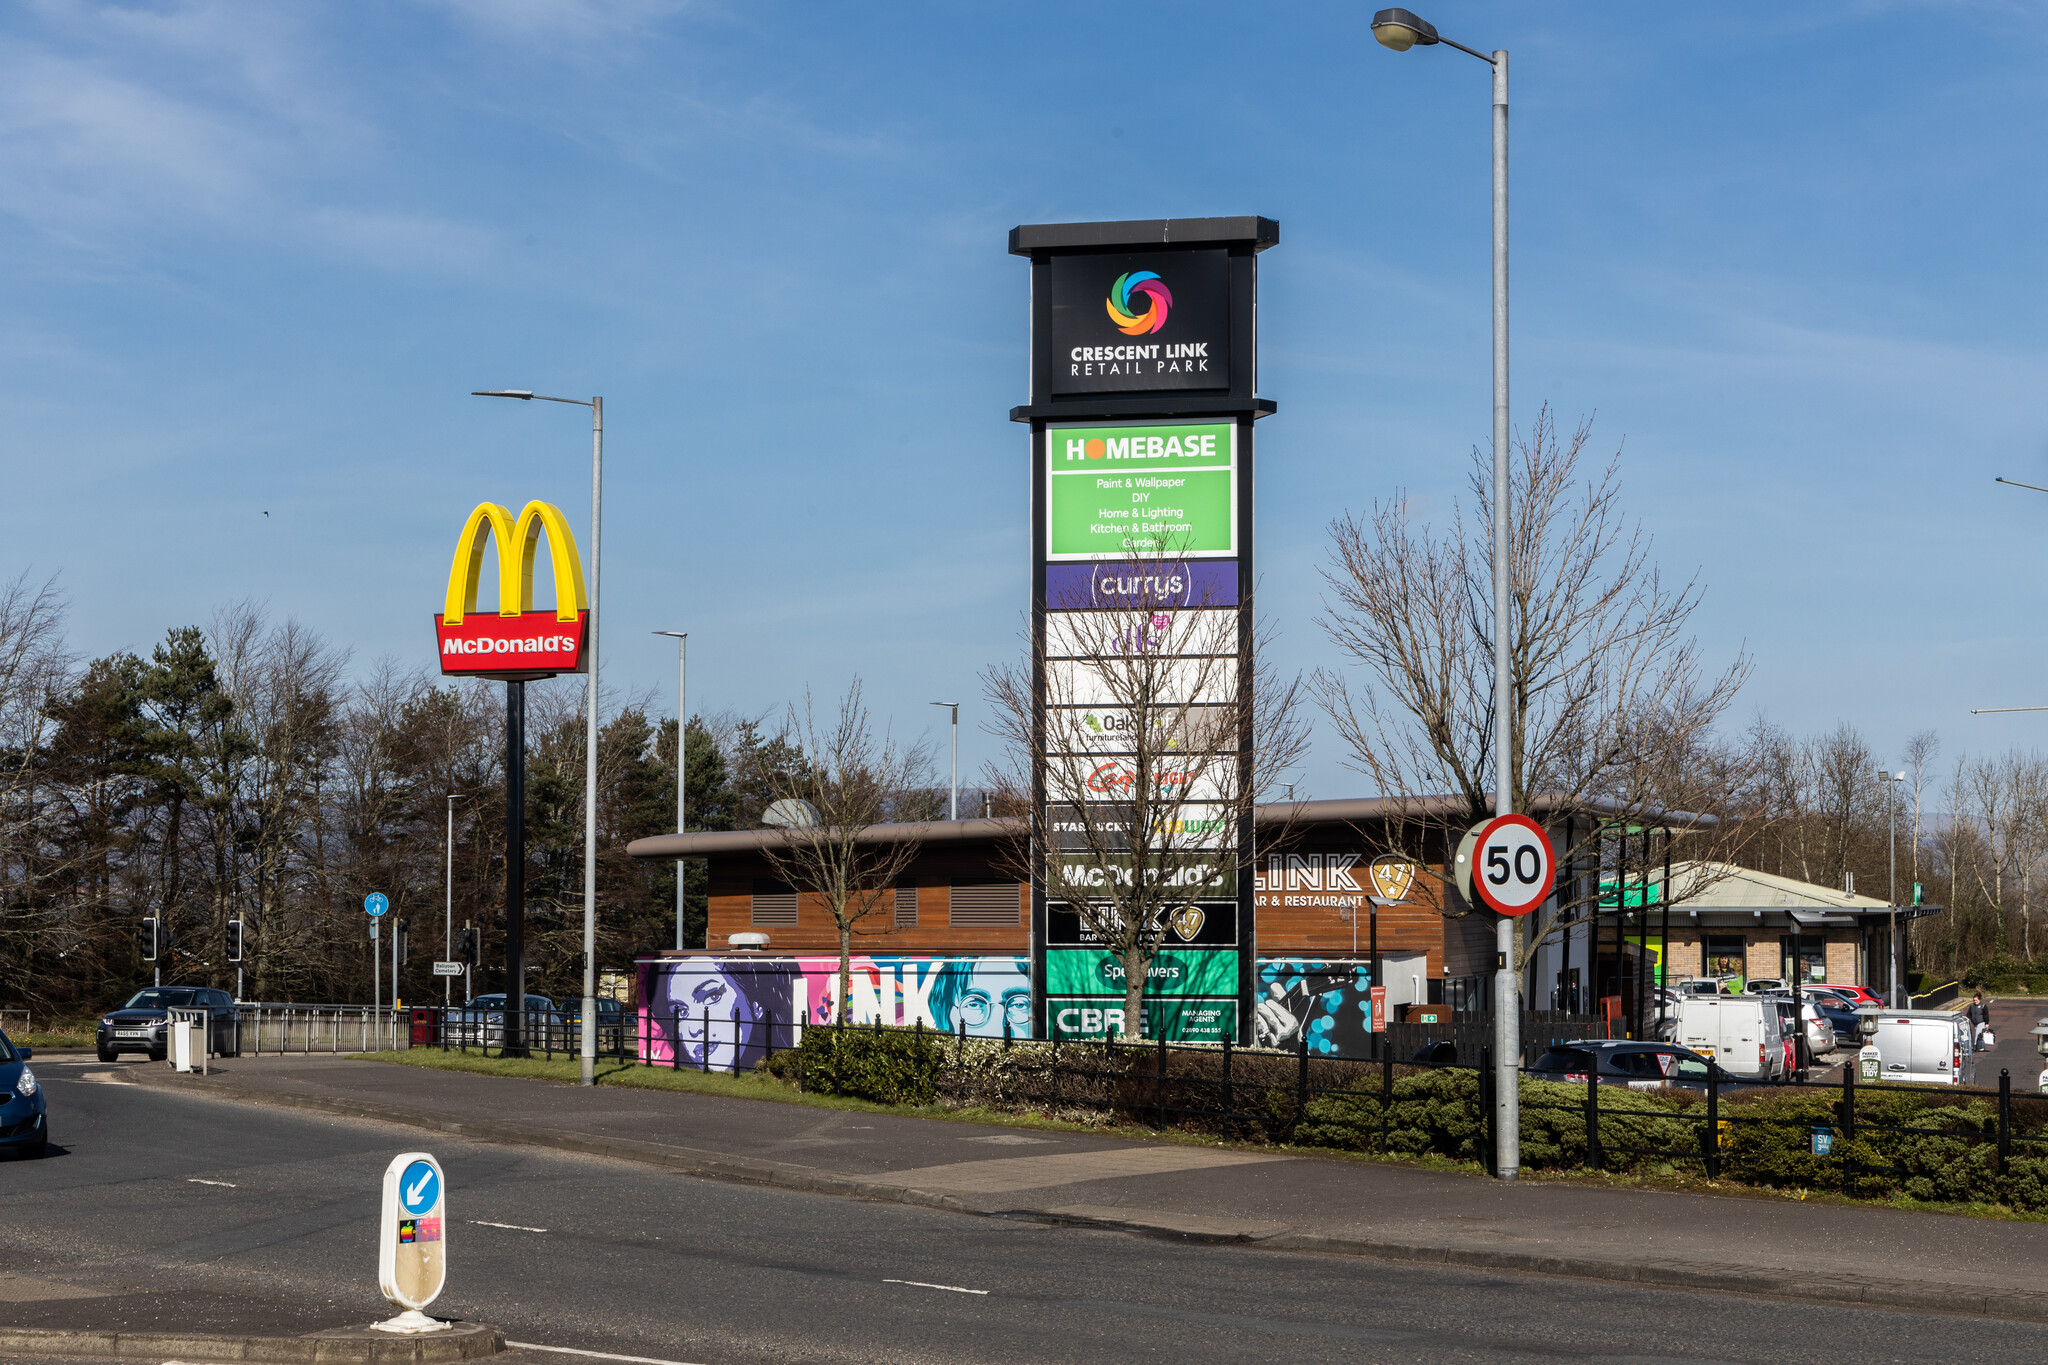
left=97, top=987, right=242, bottom=1062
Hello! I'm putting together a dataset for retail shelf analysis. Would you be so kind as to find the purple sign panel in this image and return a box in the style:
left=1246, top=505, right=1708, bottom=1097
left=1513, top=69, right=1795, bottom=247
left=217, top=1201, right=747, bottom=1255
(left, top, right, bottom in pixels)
left=1045, top=560, right=1238, bottom=612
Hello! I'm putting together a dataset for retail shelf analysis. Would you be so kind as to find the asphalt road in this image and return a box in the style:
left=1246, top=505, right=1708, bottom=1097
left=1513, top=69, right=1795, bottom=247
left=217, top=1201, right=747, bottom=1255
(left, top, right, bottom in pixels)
left=6, top=1057, right=2043, bottom=1365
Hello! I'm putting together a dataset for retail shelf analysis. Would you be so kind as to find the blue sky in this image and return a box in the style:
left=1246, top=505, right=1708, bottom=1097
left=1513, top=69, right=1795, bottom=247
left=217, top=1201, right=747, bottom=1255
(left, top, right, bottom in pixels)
left=4, top=1, right=2047, bottom=799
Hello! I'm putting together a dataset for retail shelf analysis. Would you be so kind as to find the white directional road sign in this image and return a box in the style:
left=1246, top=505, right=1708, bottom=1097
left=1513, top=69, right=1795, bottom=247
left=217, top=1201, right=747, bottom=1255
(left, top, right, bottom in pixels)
left=1471, top=813, right=1555, bottom=918
left=432, top=961, right=464, bottom=977
left=378, top=1151, right=446, bottom=1314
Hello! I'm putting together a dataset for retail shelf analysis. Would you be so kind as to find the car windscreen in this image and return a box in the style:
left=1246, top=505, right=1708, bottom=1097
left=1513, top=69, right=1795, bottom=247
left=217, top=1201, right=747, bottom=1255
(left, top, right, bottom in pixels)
left=123, top=988, right=201, bottom=1009
left=1533, top=1049, right=1591, bottom=1072
left=0, top=1033, right=15, bottom=1062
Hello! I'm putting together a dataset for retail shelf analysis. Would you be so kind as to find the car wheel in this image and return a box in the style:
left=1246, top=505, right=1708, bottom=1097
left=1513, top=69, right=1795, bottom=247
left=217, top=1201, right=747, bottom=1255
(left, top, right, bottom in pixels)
left=148, top=1046, right=166, bottom=1063
left=28, top=1124, right=48, bottom=1159
left=97, top=1045, right=117, bottom=1063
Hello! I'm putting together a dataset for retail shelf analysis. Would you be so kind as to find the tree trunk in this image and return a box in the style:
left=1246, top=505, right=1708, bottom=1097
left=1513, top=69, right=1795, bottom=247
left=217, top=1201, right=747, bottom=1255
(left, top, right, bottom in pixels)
left=1122, top=943, right=1148, bottom=1041
left=838, top=916, right=853, bottom=1026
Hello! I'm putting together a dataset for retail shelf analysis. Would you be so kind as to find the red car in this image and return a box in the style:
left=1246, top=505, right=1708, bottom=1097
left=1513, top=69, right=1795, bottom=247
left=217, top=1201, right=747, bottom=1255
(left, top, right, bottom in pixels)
left=1819, top=984, right=1883, bottom=1009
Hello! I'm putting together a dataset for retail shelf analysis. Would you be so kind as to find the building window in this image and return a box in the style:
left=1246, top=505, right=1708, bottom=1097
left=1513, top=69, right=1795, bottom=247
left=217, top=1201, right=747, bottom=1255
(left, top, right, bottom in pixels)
left=751, top=879, right=797, bottom=927
left=947, top=882, right=1019, bottom=927
left=1703, top=934, right=1746, bottom=982
left=894, top=885, right=919, bottom=928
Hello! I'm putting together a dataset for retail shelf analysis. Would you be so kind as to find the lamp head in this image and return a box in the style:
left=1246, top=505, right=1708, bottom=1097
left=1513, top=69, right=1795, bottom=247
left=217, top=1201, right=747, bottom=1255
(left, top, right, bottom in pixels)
left=472, top=390, right=534, bottom=400
left=1372, top=7, right=1440, bottom=51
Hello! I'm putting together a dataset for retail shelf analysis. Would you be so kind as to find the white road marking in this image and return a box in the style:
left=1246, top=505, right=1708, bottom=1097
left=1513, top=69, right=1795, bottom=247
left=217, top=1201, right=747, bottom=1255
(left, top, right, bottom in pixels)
left=186, top=1179, right=237, bottom=1188
left=505, top=1344, right=707, bottom=1365
left=883, top=1278, right=989, bottom=1295
left=471, top=1219, right=548, bottom=1232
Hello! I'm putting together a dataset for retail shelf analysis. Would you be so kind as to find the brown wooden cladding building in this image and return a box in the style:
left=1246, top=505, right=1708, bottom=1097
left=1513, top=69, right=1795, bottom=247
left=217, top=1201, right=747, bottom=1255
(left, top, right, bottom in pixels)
left=625, top=797, right=1469, bottom=984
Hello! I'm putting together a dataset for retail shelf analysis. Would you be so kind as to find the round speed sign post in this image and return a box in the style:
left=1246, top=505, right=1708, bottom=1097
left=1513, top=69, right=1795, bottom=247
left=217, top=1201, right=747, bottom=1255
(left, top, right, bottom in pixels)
left=1471, top=814, right=1554, bottom=917
left=1470, top=813, right=1554, bottom=1184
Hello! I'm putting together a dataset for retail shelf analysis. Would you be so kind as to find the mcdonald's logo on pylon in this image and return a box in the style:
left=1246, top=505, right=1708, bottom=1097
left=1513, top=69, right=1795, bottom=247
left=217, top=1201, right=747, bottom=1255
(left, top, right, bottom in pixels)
left=433, top=500, right=590, bottom=680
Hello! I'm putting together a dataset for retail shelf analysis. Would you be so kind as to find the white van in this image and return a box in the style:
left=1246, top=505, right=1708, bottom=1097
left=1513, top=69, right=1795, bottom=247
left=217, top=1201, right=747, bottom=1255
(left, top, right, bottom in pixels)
left=1870, top=1010, right=1977, bottom=1086
left=1675, top=996, right=1786, bottom=1080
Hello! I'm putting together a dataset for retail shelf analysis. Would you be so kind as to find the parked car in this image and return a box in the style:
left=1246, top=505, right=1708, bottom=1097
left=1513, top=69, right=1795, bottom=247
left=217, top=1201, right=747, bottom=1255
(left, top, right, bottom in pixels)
left=1801, top=994, right=1866, bottom=1046
left=1762, top=994, right=1835, bottom=1060
left=1675, top=995, right=1788, bottom=1080
left=448, top=993, right=560, bottom=1048
left=1871, top=1010, right=1978, bottom=1086
left=96, top=987, right=241, bottom=1062
left=1741, top=978, right=1789, bottom=996
left=561, top=998, right=627, bottom=1044
left=0, top=1030, right=46, bottom=1159
left=1529, top=1040, right=1737, bottom=1092
left=1823, top=984, right=1885, bottom=1009
left=1674, top=976, right=1739, bottom=998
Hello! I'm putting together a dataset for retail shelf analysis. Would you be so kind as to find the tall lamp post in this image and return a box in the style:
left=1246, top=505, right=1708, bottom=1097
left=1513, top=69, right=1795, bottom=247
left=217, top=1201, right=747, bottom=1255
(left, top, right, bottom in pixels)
left=655, top=631, right=689, bottom=949
left=474, top=389, right=604, bottom=1087
left=930, top=702, right=958, bottom=821
left=1371, top=6, right=1517, bottom=1180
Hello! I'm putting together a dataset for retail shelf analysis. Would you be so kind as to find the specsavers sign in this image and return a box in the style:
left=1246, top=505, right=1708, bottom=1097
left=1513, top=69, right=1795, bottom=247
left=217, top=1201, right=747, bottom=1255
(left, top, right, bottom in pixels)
left=1046, top=421, right=1237, bottom=560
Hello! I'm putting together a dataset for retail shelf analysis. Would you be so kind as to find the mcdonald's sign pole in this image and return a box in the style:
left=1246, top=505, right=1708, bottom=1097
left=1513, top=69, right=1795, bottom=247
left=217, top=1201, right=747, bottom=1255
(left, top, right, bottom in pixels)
left=473, top=391, right=604, bottom=1087
left=434, top=492, right=592, bottom=1061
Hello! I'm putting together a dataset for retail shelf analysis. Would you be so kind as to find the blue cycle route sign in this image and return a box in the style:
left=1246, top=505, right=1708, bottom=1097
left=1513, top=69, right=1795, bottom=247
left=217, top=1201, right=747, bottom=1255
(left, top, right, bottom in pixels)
left=399, top=1159, right=440, bottom=1215
left=365, top=892, right=389, bottom=917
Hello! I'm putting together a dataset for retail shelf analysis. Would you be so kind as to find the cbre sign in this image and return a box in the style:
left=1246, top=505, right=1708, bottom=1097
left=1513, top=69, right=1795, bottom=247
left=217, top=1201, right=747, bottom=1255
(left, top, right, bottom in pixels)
left=433, top=500, right=589, bottom=681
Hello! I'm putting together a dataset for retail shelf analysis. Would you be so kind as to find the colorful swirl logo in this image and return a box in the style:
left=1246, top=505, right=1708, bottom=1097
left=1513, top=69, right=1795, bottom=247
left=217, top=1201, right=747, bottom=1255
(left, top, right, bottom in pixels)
left=1105, top=270, right=1172, bottom=336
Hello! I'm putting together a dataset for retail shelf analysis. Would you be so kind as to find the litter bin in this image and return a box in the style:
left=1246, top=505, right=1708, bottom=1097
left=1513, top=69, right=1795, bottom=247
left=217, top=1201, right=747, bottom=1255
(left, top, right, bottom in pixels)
left=410, top=1006, right=439, bottom=1046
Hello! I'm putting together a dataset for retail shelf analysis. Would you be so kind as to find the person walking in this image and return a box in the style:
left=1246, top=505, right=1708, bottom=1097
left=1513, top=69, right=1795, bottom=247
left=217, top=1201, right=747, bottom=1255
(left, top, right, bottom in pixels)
left=1967, top=992, right=1992, bottom=1050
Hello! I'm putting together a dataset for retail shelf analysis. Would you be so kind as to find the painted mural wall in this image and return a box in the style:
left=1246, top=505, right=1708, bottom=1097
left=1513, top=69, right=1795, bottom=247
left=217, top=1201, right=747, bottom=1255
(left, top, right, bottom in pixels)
left=638, top=955, right=1031, bottom=1072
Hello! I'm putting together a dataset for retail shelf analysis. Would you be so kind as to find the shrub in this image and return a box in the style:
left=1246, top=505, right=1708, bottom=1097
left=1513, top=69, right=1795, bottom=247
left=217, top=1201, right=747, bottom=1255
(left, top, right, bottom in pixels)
left=790, top=1022, right=946, bottom=1105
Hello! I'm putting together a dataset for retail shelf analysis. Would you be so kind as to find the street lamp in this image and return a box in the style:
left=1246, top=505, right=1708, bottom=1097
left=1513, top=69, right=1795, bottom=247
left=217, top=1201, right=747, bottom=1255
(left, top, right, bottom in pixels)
left=1370, top=6, right=1517, bottom=1181
left=474, top=388, right=604, bottom=1087
left=655, top=631, right=688, bottom=950
left=1878, top=769, right=1906, bottom=1007
left=930, top=702, right=958, bottom=821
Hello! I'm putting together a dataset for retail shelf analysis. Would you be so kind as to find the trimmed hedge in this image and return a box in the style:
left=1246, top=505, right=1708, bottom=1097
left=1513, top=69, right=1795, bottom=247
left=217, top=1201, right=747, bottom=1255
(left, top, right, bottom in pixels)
left=748, top=1024, right=2048, bottom=1209
left=776, top=1022, right=947, bottom=1105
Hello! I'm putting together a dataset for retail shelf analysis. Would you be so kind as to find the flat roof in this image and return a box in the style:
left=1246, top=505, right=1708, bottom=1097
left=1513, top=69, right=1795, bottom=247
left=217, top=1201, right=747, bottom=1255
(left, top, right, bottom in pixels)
left=624, top=793, right=1716, bottom=861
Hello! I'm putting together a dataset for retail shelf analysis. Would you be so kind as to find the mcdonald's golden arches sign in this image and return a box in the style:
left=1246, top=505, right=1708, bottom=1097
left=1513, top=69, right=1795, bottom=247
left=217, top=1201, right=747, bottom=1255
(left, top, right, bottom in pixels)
left=433, top=500, right=589, bottom=680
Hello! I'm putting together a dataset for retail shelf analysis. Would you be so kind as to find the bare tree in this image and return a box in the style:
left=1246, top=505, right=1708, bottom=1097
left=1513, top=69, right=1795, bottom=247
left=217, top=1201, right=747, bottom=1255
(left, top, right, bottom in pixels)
left=758, top=680, right=933, bottom=1024
left=1313, top=407, right=1757, bottom=976
left=983, top=560, right=1307, bottom=1038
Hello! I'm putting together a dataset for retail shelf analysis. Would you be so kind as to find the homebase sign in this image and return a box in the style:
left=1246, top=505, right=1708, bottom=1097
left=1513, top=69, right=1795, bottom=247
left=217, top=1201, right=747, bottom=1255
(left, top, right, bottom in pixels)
left=1046, top=421, right=1237, bottom=561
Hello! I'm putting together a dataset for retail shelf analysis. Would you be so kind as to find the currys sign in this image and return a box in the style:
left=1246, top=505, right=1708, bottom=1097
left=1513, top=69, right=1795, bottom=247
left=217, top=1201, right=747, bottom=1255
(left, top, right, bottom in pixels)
left=1045, top=560, right=1238, bottom=611
left=433, top=500, right=590, bottom=681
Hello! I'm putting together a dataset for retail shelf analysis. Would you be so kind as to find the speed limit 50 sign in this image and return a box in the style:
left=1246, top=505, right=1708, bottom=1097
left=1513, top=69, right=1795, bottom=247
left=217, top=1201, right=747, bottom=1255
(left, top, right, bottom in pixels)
left=1472, top=814, right=1555, bottom=917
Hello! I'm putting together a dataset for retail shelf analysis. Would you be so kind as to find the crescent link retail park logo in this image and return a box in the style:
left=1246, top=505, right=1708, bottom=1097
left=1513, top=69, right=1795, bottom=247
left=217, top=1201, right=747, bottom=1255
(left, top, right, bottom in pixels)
left=1106, top=270, right=1172, bottom=335
left=432, top=500, right=591, bottom=680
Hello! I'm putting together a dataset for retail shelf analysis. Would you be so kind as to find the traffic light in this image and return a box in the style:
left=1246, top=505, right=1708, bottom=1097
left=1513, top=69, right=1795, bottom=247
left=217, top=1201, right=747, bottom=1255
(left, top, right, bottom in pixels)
left=394, top=917, right=409, bottom=967
left=141, top=917, right=160, bottom=962
left=458, top=927, right=479, bottom=966
left=226, top=919, right=244, bottom=963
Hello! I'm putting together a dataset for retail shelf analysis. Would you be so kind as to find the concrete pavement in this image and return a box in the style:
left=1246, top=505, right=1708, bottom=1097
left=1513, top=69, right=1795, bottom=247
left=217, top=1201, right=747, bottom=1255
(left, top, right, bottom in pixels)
left=111, top=1042, right=2048, bottom=1323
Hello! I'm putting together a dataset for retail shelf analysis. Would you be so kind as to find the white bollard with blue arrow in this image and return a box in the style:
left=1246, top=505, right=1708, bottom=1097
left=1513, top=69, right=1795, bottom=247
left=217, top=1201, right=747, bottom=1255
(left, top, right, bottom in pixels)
left=373, top=1151, right=450, bottom=1333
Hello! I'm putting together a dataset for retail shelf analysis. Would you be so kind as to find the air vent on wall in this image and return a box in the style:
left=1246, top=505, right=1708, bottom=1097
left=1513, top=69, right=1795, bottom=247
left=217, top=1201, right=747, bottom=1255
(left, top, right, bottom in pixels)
left=948, top=882, right=1019, bottom=927
left=751, top=879, right=797, bottom=927
left=894, top=885, right=919, bottom=928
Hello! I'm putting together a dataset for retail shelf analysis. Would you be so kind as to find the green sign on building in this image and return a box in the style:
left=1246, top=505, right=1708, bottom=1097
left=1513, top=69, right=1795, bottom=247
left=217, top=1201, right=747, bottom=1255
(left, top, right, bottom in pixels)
left=1044, top=946, right=1239, bottom=997
left=1045, top=421, right=1237, bottom=561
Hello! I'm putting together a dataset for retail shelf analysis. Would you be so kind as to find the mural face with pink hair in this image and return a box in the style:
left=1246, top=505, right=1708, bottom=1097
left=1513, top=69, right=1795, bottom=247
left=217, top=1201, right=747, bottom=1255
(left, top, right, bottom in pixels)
left=638, top=956, right=1032, bottom=1072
